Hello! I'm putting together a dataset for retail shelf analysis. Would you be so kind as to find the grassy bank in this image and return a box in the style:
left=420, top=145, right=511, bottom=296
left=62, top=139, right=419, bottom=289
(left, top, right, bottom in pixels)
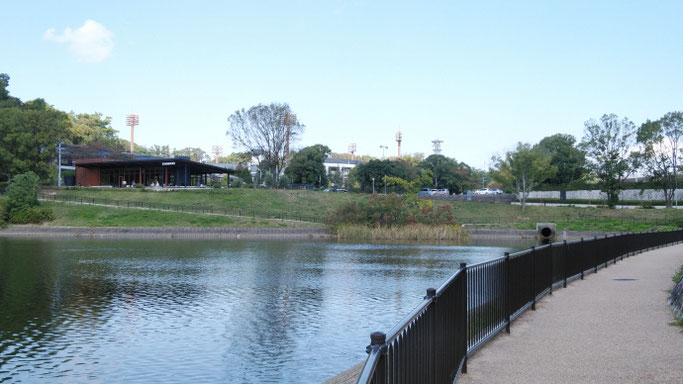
left=512, top=218, right=679, bottom=232
left=335, top=224, right=469, bottom=241
left=45, top=187, right=366, bottom=219
left=42, top=201, right=322, bottom=228
left=41, top=187, right=683, bottom=231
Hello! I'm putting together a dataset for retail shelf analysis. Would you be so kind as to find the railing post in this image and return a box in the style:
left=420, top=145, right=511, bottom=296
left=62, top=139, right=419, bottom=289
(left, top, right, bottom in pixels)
left=530, top=247, right=536, bottom=311
left=594, top=236, right=598, bottom=274
left=580, top=238, right=584, bottom=280
left=505, top=252, right=511, bottom=334
left=563, top=240, right=568, bottom=288
left=368, top=331, right=387, bottom=383
left=460, top=262, right=468, bottom=374
left=549, top=245, right=553, bottom=296
left=425, top=287, right=436, bottom=382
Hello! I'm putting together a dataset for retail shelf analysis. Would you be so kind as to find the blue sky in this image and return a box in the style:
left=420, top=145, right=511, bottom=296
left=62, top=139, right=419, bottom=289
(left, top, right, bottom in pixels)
left=2, top=1, right=682, bottom=169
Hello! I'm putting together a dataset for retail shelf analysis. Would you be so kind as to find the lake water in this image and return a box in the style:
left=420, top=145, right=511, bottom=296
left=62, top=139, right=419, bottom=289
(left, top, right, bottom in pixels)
left=0, top=238, right=531, bottom=383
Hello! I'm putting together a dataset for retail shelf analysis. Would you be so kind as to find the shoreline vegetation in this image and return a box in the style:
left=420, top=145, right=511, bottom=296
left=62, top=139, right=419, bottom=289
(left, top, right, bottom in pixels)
left=2, top=186, right=683, bottom=239
left=335, top=224, right=469, bottom=242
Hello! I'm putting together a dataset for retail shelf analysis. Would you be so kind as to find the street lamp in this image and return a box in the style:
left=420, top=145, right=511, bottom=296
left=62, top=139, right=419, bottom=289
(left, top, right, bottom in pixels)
left=379, top=145, right=388, bottom=159
left=57, top=142, right=63, bottom=187
left=372, top=177, right=375, bottom=194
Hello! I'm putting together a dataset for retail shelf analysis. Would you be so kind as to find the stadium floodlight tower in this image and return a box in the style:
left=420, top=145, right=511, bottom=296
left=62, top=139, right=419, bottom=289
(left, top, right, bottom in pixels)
left=212, top=145, right=223, bottom=164
left=126, top=114, right=140, bottom=154
left=348, top=143, right=357, bottom=160
left=395, top=131, right=402, bottom=158
left=432, top=139, right=443, bottom=155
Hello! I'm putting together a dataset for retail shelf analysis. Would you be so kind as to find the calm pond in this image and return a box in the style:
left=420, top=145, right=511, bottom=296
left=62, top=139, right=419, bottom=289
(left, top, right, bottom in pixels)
left=0, top=238, right=532, bottom=383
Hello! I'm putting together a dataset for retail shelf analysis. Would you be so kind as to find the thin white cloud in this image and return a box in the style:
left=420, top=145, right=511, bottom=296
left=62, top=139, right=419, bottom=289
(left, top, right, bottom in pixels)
left=44, top=19, right=114, bottom=62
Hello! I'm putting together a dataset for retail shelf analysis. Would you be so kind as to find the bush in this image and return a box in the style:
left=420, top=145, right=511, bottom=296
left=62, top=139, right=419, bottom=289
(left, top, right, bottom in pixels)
left=329, top=194, right=455, bottom=228
left=9, top=206, right=55, bottom=224
left=0, top=197, right=7, bottom=227
left=134, top=183, right=145, bottom=190
left=5, top=172, right=40, bottom=213
left=232, top=179, right=244, bottom=188
left=4, top=172, right=55, bottom=224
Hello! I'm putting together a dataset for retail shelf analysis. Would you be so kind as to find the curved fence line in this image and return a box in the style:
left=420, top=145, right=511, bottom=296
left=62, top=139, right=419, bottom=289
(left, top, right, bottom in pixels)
left=356, top=230, right=683, bottom=384
left=38, top=193, right=322, bottom=224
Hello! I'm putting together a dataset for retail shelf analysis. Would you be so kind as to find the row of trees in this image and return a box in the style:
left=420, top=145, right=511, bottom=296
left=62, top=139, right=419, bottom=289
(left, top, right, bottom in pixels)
left=491, top=112, right=683, bottom=209
left=0, top=73, right=222, bottom=183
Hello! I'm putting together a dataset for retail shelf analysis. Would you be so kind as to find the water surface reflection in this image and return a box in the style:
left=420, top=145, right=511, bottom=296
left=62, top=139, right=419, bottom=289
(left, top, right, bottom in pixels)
left=0, top=238, right=530, bottom=383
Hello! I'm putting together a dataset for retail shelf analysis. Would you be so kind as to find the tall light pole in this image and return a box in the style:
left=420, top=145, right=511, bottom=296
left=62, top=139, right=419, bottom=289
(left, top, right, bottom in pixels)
left=57, top=142, right=63, bottom=187
left=212, top=145, right=223, bottom=164
left=372, top=177, right=375, bottom=194
left=379, top=145, right=388, bottom=159
left=126, top=114, right=140, bottom=154
left=280, top=113, right=297, bottom=165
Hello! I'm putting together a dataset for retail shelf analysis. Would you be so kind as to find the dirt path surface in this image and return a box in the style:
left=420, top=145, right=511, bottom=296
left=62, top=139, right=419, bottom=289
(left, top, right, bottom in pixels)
left=459, top=244, right=683, bottom=384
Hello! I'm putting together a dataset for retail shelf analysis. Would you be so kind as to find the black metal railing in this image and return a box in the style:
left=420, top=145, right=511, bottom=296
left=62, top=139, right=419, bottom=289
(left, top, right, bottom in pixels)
left=356, top=230, right=683, bottom=384
left=38, top=193, right=321, bottom=224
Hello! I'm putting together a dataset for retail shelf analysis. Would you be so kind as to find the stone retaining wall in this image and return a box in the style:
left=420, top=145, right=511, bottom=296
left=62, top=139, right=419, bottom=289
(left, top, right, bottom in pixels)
left=529, top=189, right=683, bottom=201
left=0, top=226, right=332, bottom=240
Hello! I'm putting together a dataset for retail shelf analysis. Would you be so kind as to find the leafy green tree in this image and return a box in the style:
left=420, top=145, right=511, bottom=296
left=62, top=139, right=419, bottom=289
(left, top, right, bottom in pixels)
left=226, top=103, right=304, bottom=184
left=419, top=154, right=473, bottom=193
left=285, top=144, right=331, bottom=186
left=491, top=143, right=556, bottom=210
left=219, top=152, right=252, bottom=164
left=147, top=144, right=171, bottom=157
left=0, top=97, right=70, bottom=182
left=67, top=112, right=119, bottom=148
left=328, top=169, right=342, bottom=187
left=173, top=147, right=207, bottom=162
left=350, top=159, right=408, bottom=192
left=235, top=165, right=253, bottom=184
left=636, top=112, right=683, bottom=207
left=535, top=134, right=587, bottom=185
left=0, top=73, right=21, bottom=108
left=580, top=114, right=637, bottom=208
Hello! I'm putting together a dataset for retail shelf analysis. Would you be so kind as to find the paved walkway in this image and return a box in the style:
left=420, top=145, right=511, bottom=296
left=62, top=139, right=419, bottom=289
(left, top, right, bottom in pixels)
left=459, top=244, right=683, bottom=384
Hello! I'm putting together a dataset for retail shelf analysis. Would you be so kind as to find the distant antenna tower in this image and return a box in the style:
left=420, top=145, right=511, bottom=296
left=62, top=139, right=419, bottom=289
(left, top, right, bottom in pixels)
left=212, top=145, right=223, bottom=164
left=280, top=113, right=297, bottom=163
left=432, top=139, right=443, bottom=155
left=395, top=131, right=403, bottom=158
left=348, top=143, right=357, bottom=160
left=126, top=114, right=140, bottom=154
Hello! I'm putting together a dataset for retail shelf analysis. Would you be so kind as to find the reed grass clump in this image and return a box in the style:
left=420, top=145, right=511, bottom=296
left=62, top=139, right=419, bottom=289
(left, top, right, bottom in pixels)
left=336, top=223, right=469, bottom=241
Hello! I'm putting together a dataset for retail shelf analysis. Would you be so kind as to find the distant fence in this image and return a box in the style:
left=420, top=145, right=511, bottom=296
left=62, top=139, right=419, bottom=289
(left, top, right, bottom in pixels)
left=425, top=194, right=517, bottom=204
left=38, top=194, right=322, bottom=224
left=356, top=230, right=683, bottom=384
left=455, top=214, right=674, bottom=226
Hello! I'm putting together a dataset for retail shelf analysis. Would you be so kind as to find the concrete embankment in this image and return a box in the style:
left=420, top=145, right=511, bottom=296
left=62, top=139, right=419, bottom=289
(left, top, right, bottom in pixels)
left=466, top=228, right=619, bottom=241
left=0, top=226, right=332, bottom=240
left=0, top=226, right=614, bottom=242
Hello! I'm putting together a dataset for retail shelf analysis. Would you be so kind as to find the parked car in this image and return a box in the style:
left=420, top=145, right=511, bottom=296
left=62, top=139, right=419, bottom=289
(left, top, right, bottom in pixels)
left=474, top=188, right=498, bottom=195
left=418, top=188, right=450, bottom=197
left=335, top=189, right=348, bottom=193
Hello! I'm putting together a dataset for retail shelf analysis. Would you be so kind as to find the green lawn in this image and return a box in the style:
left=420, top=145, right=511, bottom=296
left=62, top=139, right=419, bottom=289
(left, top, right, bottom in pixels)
left=42, top=201, right=322, bottom=228
left=40, top=187, right=683, bottom=231
left=45, top=187, right=366, bottom=219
